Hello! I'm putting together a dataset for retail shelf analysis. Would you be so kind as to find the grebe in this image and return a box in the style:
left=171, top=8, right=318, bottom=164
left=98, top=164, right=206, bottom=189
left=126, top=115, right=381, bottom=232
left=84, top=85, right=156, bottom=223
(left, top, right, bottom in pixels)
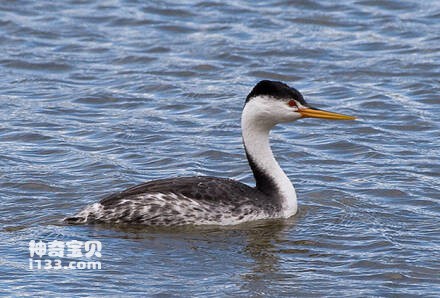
left=65, top=80, right=355, bottom=226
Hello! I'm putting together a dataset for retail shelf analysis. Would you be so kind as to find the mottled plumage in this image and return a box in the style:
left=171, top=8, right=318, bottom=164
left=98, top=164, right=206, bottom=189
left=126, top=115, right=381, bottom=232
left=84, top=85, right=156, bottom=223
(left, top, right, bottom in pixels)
left=65, top=177, right=281, bottom=226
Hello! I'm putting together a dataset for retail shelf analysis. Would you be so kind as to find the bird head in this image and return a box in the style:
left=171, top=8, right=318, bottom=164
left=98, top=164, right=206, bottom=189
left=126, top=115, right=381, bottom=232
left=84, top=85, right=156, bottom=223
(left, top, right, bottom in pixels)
left=244, top=80, right=355, bottom=127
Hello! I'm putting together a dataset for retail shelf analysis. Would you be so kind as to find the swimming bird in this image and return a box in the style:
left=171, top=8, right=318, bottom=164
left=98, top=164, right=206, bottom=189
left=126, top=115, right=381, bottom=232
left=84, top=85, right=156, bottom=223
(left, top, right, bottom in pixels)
left=65, top=80, right=355, bottom=226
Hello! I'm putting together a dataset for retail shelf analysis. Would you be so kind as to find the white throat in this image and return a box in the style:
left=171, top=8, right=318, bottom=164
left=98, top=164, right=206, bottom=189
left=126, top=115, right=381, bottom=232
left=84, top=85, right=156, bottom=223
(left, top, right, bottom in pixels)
left=241, top=99, right=298, bottom=217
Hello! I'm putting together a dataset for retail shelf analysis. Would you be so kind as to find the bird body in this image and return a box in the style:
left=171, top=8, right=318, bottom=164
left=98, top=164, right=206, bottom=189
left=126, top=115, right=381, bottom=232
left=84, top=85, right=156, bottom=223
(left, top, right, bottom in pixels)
left=65, top=80, right=354, bottom=226
left=69, top=176, right=280, bottom=226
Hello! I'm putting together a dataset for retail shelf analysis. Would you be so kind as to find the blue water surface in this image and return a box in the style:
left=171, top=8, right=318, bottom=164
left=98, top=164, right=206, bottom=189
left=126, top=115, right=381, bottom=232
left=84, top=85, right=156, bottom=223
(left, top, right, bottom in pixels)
left=1, top=0, right=439, bottom=296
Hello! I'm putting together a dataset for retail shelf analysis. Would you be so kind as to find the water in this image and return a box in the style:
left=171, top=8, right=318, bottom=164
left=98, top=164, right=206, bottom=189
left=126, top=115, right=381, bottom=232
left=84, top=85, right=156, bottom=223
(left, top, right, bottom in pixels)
left=1, top=0, right=439, bottom=296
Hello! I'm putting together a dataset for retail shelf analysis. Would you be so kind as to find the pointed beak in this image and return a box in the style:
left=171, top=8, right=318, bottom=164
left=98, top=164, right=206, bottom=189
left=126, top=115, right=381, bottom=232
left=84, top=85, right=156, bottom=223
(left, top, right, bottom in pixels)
left=299, top=107, right=356, bottom=120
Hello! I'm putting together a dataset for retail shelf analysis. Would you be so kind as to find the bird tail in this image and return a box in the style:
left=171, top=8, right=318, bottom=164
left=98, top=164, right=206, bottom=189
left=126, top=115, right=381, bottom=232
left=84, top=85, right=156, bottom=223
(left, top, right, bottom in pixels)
left=63, top=216, right=86, bottom=224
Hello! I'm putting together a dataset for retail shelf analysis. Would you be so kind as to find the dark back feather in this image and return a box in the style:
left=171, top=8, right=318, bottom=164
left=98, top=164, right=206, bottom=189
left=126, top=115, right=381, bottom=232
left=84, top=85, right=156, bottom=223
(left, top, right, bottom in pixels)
left=99, top=176, right=276, bottom=209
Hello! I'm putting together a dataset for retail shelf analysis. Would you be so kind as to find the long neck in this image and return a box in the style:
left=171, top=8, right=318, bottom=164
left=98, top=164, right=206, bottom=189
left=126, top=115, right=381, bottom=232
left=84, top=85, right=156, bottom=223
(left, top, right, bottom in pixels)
left=241, top=104, right=297, bottom=217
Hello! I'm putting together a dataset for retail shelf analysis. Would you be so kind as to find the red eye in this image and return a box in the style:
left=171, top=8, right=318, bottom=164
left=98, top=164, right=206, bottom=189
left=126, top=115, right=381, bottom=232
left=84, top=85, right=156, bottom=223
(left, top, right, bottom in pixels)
left=288, top=100, right=297, bottom=107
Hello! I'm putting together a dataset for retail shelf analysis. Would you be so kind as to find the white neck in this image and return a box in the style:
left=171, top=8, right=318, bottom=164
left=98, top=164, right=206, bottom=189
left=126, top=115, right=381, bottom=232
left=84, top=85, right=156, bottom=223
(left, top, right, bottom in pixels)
left=241, top=101, right=298, bottom=217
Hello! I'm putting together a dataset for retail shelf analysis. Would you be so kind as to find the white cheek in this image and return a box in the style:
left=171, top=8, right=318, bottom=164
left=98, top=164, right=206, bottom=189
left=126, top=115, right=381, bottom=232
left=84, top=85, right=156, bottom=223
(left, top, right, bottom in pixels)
left=278, top=107, right=301, bottom=122
left=245, top=96, right=302, bottom=125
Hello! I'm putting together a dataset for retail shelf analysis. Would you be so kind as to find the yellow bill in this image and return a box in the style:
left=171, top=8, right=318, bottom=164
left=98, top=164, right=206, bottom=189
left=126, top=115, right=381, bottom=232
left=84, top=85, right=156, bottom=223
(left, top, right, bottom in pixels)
left=299, top=108, right=356, bottom=120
